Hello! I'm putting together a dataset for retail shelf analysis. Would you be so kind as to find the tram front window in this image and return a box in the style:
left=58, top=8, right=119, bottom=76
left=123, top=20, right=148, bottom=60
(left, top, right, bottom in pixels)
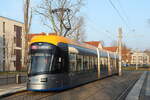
left=30, top=53, right=52, bottom=74
left=28, top=43, right=65, bottom=75
left=28, top=43, right=62, bottom=75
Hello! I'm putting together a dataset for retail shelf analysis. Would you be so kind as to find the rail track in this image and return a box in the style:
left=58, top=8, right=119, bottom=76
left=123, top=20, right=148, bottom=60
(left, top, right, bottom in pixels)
left=2, top=71, right=143, bottom=100
left=2, top=90, right=57, bottom=100
left=114, top=77, right=140, bottom=100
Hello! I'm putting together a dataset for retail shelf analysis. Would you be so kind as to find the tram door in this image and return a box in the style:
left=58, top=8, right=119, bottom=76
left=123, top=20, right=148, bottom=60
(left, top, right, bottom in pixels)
left=57, top=43, right=69, bottom=86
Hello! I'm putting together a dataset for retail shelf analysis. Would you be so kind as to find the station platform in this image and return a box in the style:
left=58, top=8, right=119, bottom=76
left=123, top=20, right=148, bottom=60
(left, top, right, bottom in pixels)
left=126, top=71, right=150, bottom=100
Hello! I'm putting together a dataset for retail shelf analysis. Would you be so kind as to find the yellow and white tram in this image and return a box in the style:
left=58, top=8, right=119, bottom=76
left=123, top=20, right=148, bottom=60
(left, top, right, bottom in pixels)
left=27, top=35, right=119, bottom=91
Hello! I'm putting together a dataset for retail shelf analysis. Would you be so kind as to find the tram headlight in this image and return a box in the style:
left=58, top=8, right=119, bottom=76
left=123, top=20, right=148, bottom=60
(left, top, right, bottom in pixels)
left=41, top=78, right=47, bottom=82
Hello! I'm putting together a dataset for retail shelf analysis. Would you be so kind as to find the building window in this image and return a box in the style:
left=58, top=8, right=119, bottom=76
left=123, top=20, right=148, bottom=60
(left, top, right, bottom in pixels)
left=3, top=35, right=5, bottom=46
left=14, top=50, right=16, bottom=55
left=14, top=25, right=22, bottom=47
left=14, top=61, right=16, bottom=68
left=3, top=60, right=5, bottom=71
left=14, top=37, right=16, bottom=43
left=3, top=22, right=5, bottom=33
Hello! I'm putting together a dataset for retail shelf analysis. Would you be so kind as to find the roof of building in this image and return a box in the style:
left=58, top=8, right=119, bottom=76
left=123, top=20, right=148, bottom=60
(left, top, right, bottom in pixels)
left=103, top=47, right=118, bottom=52
left=104, top=46, right=132, bottom=56
left=0, top=16, right=24, bottom=24
left=84, top=41, right=102, bottom=47
left=122, top=48, right=131, bottom=54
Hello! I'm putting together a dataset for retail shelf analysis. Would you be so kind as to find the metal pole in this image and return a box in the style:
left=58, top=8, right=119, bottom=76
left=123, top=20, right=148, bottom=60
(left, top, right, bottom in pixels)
left=118, top=28, right=122, bottom=76
left=16, top=73, right=21, bottom=84
left=136, top=51, right=138, bottom=70
left=107, top=51, right=111, bottom=75
left=97, top=48, right=100, bottom=79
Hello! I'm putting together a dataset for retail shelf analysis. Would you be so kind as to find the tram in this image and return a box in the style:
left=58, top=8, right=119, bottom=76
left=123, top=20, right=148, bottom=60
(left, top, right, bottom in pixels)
left=27, top=35, right=119, bottom=91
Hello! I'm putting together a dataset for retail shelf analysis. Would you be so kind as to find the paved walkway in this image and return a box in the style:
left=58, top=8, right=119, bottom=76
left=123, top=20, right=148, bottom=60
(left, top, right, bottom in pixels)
left=0, top=83, right=26, bottom=98
left=126, top=71, right=150, bottom=100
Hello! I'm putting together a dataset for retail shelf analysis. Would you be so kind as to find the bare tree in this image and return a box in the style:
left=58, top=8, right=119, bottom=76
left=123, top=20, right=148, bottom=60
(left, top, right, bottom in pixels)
left=67, top=16, right=86, bottom=42
left=24, top=0, right=32, bottom=67
left=35, top=0, right=84, bottom=37
left=24, top=0, right=32, bottom=34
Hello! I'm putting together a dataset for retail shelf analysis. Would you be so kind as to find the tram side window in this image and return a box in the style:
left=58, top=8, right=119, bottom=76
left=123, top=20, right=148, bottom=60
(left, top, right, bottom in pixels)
left=83, top=56, right=89, bottom=71
left=93, top=57, right=97, bottom=71
left=114, top=59, right=117, bottom=68
left=76, top=55, right=83, bottom=72
left=105, top=58, right=108, bottom=66
left=92, top=57, right=94, bottom=69
left=103, top=58, right=105, bottom=66
left=112, top=59, right=114, bottom=67
left=91, top=56, right=94, bottom=70
left=113, top=59, right=116, bottom=68
left=100, top=58, right=102, bottom=66
left=95, top=57, right=98, bottom=67
left=80, top=55, right=83, bottom=71
left=69, top=53, right=76, bottom=72
left=86, top=56, right=89, bottom=70
left=110, top=59, right=113, bottom=68
left=101, top=58, right=104, bottom=67
left=83, top=56, right=87, bottom=71
left=117, top=59, right=119, bottom=69
left=112, top=59, right=114, bottom=68
left=89, top=56, right=91, bottom=70
left=87, top=56, right=90, bottom=70
left=90, top=56, right=94, bottom=70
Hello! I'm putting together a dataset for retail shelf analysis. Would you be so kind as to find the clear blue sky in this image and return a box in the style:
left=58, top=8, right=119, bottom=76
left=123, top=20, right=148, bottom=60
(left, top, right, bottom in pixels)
left=0, top=0, right=150, bottom=50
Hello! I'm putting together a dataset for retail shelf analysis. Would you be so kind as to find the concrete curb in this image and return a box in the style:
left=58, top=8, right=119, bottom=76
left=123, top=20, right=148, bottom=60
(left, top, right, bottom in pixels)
left=0, top=87, right=26, bottom=98
left=125, top=71, right=147, bottom=100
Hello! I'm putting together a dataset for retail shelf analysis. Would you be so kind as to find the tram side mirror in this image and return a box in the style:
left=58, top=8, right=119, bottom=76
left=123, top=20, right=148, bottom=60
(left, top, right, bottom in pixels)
left=59, top=57, right=62, bottom=62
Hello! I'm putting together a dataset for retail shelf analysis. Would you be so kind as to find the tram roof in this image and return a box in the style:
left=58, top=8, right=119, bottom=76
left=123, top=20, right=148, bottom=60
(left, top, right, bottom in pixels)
left=30, top=35, right=119, bottom=58
left=30, top=35, right=97, bottom=50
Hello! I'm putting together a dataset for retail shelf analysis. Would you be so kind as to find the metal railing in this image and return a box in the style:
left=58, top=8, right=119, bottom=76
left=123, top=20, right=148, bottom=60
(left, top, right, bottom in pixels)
left=0, top=74, right=27, bottom=85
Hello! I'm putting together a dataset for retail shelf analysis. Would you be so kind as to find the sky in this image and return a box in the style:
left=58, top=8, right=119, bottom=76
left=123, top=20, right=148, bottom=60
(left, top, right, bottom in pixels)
left=0, top=0, right=150, bottom=50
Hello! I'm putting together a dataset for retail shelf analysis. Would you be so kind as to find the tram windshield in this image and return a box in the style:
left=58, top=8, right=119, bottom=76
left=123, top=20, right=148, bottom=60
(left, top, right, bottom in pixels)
left=28, top=43, right=56, bottom=75
left=30, top=53, right=52, bottom=74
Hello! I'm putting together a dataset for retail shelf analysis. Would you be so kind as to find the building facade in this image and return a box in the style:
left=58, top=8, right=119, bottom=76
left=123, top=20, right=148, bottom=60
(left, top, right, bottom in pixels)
left=131, top=51, right=150, bottom=66
left=121, top=48, right=132, bottom=65
left=0, top=16, right=25, bottom=71
left=103, top=46, right=132, bottom=66
left=144, top=50, right=150, bottom=64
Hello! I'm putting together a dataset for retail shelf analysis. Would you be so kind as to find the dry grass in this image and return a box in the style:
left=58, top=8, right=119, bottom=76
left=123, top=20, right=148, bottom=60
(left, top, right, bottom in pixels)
left=122, top=66, right=150, bottom=71
left=0, top=71, right=27, bottom=75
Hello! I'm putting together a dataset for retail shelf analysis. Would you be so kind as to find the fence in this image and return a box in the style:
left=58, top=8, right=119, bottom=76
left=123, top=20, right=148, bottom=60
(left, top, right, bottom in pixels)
left=0, top=74, right=27, bottom=85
